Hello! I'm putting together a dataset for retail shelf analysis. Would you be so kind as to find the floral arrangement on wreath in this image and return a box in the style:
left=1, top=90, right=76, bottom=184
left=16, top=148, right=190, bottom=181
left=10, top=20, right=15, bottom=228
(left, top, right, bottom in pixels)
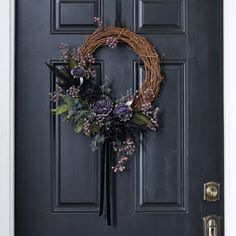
left=47, top=17, right=163, bottom=173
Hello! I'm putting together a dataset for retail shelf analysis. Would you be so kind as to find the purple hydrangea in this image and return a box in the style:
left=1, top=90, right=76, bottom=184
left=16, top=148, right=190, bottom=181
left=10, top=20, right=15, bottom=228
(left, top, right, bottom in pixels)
left=113, top=104, right=133, bottom=122
left=91, top=96, right=113, bottom=116
left=71, top=66, right=85, bottom=78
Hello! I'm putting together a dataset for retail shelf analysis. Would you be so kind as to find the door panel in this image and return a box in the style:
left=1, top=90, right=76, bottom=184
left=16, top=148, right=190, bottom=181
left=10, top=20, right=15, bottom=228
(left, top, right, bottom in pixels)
left=133, top=0, right=186, bottom=33
left=15, top=0, right=223, bottom=235
left=50, top=61, right=102, bottom=212
left=135, top=61, right=187, bottom=213
left=51, top=0, right=109, bottom=33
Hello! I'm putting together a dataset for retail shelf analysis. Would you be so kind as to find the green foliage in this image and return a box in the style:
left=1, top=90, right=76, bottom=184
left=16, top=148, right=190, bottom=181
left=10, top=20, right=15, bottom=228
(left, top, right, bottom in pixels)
left=61, top=95, right=73, bottom=107
left=131, top=112, right=152, bottom=126
left=74, top=121, right=83, bottom=133
left=51, top=104, right=68, bottom=115
left=76, top=109, right=91, bottom=121
left=100, top=76, right=112, bottom=94
left=90, top=122, right=99, bottom=135
left=68, top=58, right=77, bottom=69
left=51, top=95, right=76, bottom=118
left=91, top=134, right=105, bottom=151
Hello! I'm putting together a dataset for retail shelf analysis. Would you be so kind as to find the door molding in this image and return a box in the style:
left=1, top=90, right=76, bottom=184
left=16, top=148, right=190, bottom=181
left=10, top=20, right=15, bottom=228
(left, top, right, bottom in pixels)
left=0, top=0, right=234, bottom=235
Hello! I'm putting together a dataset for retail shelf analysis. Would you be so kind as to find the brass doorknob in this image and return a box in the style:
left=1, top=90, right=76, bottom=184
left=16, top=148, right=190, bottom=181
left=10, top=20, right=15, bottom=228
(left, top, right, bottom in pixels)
left=206, top=185, right=218, bottom=198
left=204, top=182, right=220, bottom=202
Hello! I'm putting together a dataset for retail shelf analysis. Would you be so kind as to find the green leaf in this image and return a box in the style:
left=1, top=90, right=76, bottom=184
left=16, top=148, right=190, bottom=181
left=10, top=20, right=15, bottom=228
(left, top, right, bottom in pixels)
left=61, top=95, right=73, bottom=106
left=90, top=123, right=99, bottom=134
left=130, top=113, right=152, bottom=126
left=74, top=121, right=83, bottom=133
left=68, top=58, right=77, bottom=69
left=51, top=104, right=68, bottom=115
left=66, top=109, right=73, bottom=120
left=91, top=134, right=105, bottom=152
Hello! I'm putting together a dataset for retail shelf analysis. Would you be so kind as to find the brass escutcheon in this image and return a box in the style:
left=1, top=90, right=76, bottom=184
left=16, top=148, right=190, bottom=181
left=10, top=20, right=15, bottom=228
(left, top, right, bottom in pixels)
left=203, top=215, right=221, bottom=236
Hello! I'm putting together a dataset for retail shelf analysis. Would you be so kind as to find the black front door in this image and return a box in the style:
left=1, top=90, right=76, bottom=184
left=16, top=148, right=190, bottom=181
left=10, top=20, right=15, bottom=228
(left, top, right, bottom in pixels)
left=15, top=0, right=224, bottom=235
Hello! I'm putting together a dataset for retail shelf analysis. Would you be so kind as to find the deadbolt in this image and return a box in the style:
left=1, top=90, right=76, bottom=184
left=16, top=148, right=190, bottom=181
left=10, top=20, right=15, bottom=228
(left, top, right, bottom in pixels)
left=204, top=182, right=220, bottom=202
left=203, top=215, right=221, bottom=236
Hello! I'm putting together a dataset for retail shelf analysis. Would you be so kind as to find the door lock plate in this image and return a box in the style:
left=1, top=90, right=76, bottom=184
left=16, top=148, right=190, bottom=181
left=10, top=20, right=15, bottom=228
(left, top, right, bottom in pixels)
left=203, top=215, right=221, bottom=236
left=204, top=182, right=220, bottom=202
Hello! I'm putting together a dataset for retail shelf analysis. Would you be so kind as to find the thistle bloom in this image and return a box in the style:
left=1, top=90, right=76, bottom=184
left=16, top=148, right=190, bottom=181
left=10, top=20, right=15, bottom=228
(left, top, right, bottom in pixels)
left=71, top=66, right=85, bottom=78
left=91, top=96, right=113, bottom=116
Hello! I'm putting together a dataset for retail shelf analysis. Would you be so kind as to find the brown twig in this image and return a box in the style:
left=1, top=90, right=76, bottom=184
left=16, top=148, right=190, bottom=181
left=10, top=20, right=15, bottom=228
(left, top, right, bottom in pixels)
left=80, top=26, right=163, bottom=108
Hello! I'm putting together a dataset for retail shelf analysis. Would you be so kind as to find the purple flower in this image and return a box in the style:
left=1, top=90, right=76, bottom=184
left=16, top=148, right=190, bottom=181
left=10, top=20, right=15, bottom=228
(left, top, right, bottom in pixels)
left=113, top=104, right=133, bottom=122
left=91, top=96, right=113, bottom=116
left=71, top=66, right=85, bottom=78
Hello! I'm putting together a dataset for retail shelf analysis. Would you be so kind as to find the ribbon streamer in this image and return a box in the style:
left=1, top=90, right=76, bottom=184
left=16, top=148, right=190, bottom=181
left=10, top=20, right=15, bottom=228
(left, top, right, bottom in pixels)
left=99, top=144, right=105, bottom=216
left=115, top=0, right=122, bottom=27
left=105, top=142, right=111, bottom=225
left=99, top=141, right=112, bottom=226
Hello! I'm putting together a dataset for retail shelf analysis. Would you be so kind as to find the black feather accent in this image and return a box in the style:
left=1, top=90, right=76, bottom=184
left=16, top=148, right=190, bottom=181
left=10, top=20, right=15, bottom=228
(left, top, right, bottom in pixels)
left=45, top=62, right=80, bottom=90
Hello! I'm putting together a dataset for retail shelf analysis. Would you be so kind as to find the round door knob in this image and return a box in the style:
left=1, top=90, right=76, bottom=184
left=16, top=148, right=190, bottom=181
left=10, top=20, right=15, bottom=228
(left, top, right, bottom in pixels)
left=206, top=185, right=218, bottom=198
left=204, top=181, right=220, bottom=202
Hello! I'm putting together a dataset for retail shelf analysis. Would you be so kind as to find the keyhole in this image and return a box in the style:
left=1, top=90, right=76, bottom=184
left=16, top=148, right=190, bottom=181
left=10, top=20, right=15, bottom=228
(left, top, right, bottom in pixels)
left=210, top=226, right=215, bottom=236
left=204, top=217, right=220, bottom=236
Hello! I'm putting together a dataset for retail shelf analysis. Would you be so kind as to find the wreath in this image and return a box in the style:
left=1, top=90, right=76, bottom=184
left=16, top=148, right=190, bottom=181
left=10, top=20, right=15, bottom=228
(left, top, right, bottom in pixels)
left=47, top=17, right=163, bottom=224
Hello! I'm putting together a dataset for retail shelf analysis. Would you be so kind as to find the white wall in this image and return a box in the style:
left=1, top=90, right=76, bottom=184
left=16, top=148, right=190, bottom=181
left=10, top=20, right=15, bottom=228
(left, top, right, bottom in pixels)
left=224, top=1, right=236, bottom=235
left=0, top=0, right=14, bottom=235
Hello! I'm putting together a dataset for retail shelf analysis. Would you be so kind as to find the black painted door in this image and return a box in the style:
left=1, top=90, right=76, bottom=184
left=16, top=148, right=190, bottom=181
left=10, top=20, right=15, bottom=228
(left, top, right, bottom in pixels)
left=15, top=0, right=224, bottom=235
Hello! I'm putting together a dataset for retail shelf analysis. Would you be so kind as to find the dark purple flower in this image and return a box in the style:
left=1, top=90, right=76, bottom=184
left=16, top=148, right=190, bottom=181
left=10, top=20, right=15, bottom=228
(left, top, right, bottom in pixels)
left=113, top=104, right=133, bottom=122
left=105, top=121, right=126, bottom=141
left=79, top=79, right=101, bottom=102
left=91, top=96, right=113, bottom=116
left=71, top=66, right=85, bottom=78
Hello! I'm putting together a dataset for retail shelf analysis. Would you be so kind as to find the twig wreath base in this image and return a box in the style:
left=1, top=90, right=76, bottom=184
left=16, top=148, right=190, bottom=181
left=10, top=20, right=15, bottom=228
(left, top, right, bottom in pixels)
left=79, top=26, right=163, bottom=107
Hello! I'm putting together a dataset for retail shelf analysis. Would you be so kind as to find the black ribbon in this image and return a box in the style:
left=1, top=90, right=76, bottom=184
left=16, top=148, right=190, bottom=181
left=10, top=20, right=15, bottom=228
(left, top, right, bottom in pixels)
left=115, top=0, right=122, bottom=27
left=105, top=142, right=111, bottom=225
left=99, top=141, right=112, bottom=226
left=99, top=0, right=122, bottom=225
left=99, top=144, right=105, bottom=217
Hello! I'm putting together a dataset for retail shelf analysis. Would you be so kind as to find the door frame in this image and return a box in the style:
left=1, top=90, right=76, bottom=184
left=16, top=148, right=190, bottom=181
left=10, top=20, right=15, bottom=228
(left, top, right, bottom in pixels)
left=0, top=0, right=235, bottom=235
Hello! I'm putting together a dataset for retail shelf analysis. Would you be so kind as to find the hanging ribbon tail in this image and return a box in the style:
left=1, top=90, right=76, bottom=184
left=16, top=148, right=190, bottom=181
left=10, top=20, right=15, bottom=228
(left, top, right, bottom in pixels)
left=115, top=0, right=122, bottom=27
left=99, top=144, right=105, bottom=216
left=105, top=142, right=111, bottom=226
left=99, top=141, right=112, bottom=226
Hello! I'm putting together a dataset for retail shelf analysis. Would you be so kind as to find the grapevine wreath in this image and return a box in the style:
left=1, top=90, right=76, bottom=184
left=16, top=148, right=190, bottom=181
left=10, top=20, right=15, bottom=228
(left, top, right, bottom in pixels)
left=47, top=17, right=163, bottom=225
